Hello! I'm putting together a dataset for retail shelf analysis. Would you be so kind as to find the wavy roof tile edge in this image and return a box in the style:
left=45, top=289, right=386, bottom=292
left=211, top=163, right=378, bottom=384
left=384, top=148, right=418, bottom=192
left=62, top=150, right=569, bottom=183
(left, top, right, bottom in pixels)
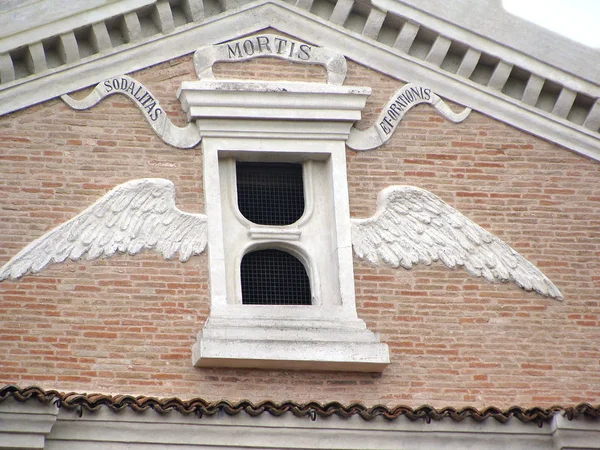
left=2, top=385, right=599, bottom=427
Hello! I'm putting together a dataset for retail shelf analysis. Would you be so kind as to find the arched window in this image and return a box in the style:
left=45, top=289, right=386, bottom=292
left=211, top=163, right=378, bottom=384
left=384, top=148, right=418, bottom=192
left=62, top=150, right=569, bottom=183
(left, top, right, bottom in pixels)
left=236, top=161, right=305, bottom=225
left=241, top=249, right=311, bottom=305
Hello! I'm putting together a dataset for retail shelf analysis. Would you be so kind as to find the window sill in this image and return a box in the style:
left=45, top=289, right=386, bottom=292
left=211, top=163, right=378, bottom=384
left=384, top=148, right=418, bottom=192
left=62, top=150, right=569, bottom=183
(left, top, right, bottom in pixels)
left=193, top=315, right=390, bottom=372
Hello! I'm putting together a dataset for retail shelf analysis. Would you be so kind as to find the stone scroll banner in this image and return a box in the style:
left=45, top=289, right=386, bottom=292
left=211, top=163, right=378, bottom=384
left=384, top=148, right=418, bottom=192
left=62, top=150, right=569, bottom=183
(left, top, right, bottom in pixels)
left=346, top=83, right=472, bottom=151
left=61, top=75, right=201, bottom=149
left=194, top=34, right=347, bottom=85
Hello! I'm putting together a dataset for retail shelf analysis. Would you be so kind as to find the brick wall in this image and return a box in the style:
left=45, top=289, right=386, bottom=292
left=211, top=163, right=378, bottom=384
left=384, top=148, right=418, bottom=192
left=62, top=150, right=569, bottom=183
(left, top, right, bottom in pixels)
left=1, top=53, right=599, bottom=409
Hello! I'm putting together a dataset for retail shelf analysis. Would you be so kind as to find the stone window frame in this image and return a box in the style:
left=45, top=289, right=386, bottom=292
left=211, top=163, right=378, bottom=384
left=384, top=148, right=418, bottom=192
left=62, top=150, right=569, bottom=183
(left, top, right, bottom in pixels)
left=179, top=79, right=389, bottom=371
left=203, top=141, right=354, bottom=319
left=222, top=153, right=330, bottom=308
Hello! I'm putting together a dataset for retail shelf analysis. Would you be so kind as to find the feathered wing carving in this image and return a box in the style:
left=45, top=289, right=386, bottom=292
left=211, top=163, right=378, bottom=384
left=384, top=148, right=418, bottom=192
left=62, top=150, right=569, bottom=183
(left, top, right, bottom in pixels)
left=351, top=186, right=563, bottom=300
left=0, top=179, right=207, bottom=281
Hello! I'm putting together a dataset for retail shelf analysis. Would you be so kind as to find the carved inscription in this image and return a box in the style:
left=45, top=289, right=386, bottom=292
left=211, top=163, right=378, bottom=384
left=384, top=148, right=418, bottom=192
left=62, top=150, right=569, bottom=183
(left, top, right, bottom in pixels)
left=103, top=77, right=163, bottom=121
left=346, top=83, right=471, bottom=151
left=193, top=33, right=347, bottom=85
left=226, top=35, right=312, bottom=61
left=61, top=75, right=201, bottom=149
left=378, top=86, right=431, bottom=135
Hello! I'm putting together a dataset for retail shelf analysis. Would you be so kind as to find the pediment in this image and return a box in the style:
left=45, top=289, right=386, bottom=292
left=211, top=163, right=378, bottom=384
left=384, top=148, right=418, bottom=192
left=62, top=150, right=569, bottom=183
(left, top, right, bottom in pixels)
left=1, top=0, right=599, bottom=161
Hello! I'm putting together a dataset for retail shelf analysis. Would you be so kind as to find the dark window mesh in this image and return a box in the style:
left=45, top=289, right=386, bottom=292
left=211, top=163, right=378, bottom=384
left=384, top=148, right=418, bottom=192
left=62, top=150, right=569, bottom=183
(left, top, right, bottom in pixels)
left=236, top=162, right=304, bottom=225
left=241, top=249, right=311, bottom=305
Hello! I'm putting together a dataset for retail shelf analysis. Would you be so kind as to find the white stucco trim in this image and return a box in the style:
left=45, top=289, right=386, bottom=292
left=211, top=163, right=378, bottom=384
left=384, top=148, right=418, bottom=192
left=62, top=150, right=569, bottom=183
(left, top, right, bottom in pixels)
left=377, top=0, right=600, bottom=86
left=0, top=398, right=58, bottom=450
left=0, top=0, right=155, bottom=51
left=1, top=399, right=599, bottom=450
left=0, top=1, right=599, bottom=161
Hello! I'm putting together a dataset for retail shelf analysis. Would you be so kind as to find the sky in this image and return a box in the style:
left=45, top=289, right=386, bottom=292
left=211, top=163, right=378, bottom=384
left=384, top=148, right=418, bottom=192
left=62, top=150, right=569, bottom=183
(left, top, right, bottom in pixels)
left=503, top=0, right=600, bottom=48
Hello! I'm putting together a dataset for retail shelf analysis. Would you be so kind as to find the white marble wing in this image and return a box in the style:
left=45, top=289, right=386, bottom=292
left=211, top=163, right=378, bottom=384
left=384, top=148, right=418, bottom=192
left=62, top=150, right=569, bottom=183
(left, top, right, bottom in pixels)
left=351, top=186, right=563, bottom=300
left=0, top=179, right=207, bottom=281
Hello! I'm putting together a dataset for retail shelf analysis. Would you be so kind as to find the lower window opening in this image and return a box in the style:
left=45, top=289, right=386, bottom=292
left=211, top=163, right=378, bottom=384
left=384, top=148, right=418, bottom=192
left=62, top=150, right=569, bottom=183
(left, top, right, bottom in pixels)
left=241, top=249, right=311, bottom=305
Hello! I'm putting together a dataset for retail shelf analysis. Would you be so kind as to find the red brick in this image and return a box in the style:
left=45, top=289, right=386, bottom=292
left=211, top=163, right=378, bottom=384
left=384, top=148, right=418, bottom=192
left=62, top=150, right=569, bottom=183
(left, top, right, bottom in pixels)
left=0, top=56, right=597, bottom=411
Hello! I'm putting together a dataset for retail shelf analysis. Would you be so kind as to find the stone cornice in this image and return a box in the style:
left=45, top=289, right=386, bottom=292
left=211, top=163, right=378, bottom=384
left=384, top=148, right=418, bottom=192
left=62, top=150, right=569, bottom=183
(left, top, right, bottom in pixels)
left=0, top=0, right=599, bottom=161
left=0, top=396, right=58, bottom=449
left=1, top=386, right=600, bottom=449
left=0, top=0, right=155, bottom=52
left=378, top=0, right=600, bottom=86
left=2, top=385, right=599, bottom=425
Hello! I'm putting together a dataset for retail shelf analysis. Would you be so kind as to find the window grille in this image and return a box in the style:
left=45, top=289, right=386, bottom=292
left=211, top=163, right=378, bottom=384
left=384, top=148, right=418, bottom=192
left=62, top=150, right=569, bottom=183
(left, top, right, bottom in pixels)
left=241, top=249, right=311, bottom=305
left=236, top=162, right=304, bottom=225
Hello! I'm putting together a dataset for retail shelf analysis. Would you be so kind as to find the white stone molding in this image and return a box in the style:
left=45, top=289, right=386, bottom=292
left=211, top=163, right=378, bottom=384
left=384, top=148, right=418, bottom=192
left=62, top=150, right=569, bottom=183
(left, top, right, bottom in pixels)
left=295, top=0, right=314, bottom=11
left=362, top=7, right=387, bottom=40
left=375, top=0, right=600, bottom=87
left=394, top=21, right=420, bottom=53
left=455, top=48, right=481, bottom=79
left=153, top=2, right=176, bottom=35
left=61, top=75, right=201, bottom=149
left=552, top=88, right=577, bottom=119
left=26, top=42, right=47, bottom=74
left=178, top=80, right=368, bottom=127
left=122, top=11, right=143, bottom=43
left=487, top=61, right=512, bottom=91
left=346, top=83, right=471, bottom=151
left=57, top=32, right=79, bottom=65
left=0, top=398, right=58, bottom=449
left=425, top=35, right=451, bottom=67
left=0, top=53, right=14, bottom=83
left=181, top=0, right=205, bottom=22
left=329, top=0, right=354, bottom=26
left=0, top=179, right=207, bottom=282
left=351, top=186, right=563, bottom=300
left=0, top=1, right=598, bottom=160
left=193, top=33, right=347, bottom=85
left=551, top=415, right=600, bottom=450
left=1, top=400, right=598, bottom=450
left=584, top=101, right=600, bottom=131
left=179, top=79, right=389, bottom=371
left=90, top=22, right=112, bottom=53
left=0, top=0, right=155, bottom=52
left=521, top=74, right=545, bottom=106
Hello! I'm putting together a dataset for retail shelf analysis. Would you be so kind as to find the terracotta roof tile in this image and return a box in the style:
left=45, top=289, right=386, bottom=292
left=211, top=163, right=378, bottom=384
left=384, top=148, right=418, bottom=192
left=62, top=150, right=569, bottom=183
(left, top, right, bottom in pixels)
left=2, top=385, right=599, bottom=427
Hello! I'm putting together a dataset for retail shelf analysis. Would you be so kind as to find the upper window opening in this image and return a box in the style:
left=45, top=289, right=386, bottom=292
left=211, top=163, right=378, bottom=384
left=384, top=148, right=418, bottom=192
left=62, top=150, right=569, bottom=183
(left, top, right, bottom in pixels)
left=241, top=249, right=311, bottom=305
left=236, top=162, right=304, bottom=225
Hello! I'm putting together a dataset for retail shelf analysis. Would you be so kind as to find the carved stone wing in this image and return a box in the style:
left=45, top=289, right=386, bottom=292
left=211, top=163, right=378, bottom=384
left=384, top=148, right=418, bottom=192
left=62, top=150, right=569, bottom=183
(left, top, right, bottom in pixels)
left=0, top=179, right=207, bottom=281
left=351, top=186, right=563, bottom=300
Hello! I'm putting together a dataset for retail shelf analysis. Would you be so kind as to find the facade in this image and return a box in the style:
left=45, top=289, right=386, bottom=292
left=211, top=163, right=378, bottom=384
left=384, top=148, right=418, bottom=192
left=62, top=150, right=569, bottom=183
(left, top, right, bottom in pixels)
left=1, top=0, right=599, bottom=448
